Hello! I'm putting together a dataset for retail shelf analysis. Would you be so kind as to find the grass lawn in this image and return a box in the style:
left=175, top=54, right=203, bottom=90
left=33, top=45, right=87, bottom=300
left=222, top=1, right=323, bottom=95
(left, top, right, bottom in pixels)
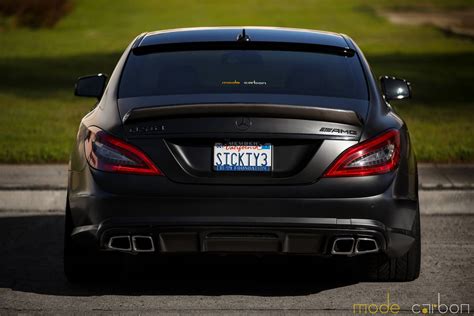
left=0, top=0, right=473, bottom=163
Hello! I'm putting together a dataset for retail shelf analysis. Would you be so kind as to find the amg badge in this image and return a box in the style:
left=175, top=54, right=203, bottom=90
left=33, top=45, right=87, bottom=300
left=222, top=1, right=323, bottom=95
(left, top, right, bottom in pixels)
left=320, top=127, right=358, bottom=135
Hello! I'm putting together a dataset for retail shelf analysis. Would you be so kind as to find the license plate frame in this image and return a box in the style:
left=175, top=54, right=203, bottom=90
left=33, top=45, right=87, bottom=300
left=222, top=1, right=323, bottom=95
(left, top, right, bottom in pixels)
left=213, top=141, right=273, bottom=172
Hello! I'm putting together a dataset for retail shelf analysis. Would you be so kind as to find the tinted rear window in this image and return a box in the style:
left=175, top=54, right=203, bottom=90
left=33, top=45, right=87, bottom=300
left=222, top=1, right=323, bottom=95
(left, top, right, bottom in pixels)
left=119, top=49, right=368, bottom=100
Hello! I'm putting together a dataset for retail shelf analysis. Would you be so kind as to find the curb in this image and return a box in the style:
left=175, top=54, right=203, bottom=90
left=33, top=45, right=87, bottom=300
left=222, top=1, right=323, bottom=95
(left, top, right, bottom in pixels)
left=0, top=185, right=67, bottom=191
left=0, top=190, right=66, bottom=213
left=420, top=184, right=474, bottom=191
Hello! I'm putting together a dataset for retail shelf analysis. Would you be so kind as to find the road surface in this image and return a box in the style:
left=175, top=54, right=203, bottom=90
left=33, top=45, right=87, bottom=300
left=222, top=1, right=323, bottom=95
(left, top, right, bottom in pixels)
left=0, top=210, right=472, bottom=314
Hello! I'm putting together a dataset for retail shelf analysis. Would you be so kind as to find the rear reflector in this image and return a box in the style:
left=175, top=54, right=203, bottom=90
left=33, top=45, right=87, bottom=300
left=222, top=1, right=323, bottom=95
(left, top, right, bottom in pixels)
left=323, top=129, right=400, bottom=177
left=85, top=127, right=163, bottom=176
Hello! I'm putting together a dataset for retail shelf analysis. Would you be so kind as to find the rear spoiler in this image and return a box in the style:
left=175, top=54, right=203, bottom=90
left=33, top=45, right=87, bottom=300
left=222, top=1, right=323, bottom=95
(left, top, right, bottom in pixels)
left=122, top=103, right=363, bottom=126
left=133, top=41, right=355, bottom=57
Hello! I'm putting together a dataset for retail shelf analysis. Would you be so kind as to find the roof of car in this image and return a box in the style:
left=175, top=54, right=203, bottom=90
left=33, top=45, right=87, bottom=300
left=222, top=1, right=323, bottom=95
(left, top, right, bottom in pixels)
left=137, top=27, right=349, bottom=48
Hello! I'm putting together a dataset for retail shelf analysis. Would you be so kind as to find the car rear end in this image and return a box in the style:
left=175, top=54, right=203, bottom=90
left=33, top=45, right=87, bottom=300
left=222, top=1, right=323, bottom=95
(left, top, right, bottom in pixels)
left=66, top=27, right=420, bottom=282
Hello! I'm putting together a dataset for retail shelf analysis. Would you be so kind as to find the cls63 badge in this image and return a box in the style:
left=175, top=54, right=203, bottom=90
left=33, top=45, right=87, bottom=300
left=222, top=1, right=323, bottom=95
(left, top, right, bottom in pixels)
left=320, top=127, right=358, bottom=135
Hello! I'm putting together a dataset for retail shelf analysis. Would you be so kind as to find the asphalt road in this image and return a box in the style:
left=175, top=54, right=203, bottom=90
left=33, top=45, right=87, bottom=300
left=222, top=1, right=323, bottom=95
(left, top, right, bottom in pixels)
left=0, top=211, right=472, bottom=315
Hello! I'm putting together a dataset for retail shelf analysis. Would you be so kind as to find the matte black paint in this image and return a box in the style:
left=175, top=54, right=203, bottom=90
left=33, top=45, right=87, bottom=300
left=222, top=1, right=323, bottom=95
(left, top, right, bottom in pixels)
left=74, top=74, right=108, bottom=99
left=380, top=76, right=412, bottom=101
left=68, top=27, right=418, bottom=258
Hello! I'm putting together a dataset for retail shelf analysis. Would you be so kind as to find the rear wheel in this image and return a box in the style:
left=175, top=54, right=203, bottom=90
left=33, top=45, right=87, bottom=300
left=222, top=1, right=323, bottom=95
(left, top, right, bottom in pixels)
left=366, top=209, right=421, bottom=282
left=64, top=200, right=120, bottom=283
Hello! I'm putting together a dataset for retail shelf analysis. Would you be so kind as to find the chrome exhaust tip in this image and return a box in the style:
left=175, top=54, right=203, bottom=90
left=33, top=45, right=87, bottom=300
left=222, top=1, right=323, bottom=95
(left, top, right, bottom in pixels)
left=331, top=237, right=355, bottom=255
left=355, top=238, right=379, bottom=255
left=108, top=235, right=132, bottom=252
left=132, top=235, right=155, bottom=252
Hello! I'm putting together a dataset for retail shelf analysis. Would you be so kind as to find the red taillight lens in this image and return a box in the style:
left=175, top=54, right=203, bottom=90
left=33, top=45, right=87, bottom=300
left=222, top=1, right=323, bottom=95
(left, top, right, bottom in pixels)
left=84, top=127, right=163, bottom=176
left=323, top=129, right=400, bottom=177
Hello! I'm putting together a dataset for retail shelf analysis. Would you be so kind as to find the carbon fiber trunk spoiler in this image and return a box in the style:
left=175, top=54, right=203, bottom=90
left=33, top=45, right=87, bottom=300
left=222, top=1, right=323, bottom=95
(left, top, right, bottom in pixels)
left=122, top=104, right=363, bottom=126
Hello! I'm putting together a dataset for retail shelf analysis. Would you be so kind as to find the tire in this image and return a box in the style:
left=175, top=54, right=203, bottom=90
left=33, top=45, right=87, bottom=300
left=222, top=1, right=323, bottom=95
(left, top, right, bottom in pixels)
left=64, top=200, right=120, bottom=283
left=366, top=209, right=421, bottom=282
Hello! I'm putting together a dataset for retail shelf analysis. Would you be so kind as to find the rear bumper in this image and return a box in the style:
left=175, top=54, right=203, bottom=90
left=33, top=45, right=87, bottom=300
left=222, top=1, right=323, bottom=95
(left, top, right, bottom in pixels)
left=69, top=181, right=418, bottom=258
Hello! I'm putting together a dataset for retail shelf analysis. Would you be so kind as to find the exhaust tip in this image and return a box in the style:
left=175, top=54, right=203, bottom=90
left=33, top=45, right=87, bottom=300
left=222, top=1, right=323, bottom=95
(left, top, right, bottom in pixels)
left=132, top=235, right=155, bottom=252
left=355, top=238, right=379, bottom=254
left=108, top=236, right=132, bottom=251
left=331, top=237, right=355, bottom=255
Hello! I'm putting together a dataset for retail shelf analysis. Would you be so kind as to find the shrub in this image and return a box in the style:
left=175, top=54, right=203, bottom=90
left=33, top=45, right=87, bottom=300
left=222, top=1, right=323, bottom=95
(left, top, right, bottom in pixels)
left=0, top=0, right=73, bottom=28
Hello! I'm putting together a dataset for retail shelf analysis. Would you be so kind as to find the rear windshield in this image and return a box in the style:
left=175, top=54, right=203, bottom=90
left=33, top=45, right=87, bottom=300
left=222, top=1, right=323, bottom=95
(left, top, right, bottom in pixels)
left=119, top=49, right=368, bottom=100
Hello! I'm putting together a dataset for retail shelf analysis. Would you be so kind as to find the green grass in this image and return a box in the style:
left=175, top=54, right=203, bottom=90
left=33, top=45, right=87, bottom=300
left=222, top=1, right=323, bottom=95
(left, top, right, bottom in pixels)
left=0, top=0, right=473, bottom=162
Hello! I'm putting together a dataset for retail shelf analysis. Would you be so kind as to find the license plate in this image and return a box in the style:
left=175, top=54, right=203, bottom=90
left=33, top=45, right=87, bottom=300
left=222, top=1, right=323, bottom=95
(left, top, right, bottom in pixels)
left=213, top=142, right=272, bottom=172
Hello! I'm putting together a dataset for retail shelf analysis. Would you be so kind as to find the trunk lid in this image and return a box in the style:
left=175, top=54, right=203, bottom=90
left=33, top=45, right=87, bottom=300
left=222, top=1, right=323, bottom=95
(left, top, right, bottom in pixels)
left=120, top=102, right=363, bottom=185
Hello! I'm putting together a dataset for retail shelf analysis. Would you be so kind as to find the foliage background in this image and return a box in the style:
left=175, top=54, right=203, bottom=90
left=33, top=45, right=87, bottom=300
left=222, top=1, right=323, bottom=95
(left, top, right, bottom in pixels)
left=0, top=0, right=473, bottom=163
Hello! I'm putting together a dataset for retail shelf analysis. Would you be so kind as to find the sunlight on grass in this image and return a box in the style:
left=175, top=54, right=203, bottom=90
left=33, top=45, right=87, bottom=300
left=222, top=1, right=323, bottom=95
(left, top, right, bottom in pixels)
left=0, top=0, right=473, bottom=162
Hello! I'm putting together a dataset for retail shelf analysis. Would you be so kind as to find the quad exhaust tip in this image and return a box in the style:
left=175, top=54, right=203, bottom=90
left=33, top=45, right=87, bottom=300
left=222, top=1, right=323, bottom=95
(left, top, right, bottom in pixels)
left=331, top=237, right=355, bottom=255
left=107, top=235, right=155, bottom=252
left=132, top=235, right=155, bottom=252
left=331, top=237, right=379, bottom=256
left=108, top=235, right=132, bottom=252
left=355, top=238, right=379, bottom=255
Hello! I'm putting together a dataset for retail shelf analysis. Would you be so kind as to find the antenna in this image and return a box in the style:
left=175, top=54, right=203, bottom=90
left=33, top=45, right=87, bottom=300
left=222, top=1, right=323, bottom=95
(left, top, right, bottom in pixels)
left=236, top=28, right=251, bottom=42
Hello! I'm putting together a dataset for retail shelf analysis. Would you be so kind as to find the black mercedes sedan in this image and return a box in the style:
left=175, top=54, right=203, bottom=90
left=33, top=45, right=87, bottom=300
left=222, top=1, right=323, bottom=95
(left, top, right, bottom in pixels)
left=65, top=27, right=420, bottom=282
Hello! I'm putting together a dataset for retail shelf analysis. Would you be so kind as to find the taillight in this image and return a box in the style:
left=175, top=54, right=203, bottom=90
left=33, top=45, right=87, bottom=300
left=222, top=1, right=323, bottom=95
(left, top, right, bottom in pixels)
left=323, top=129, right=400, bottom=177
left=84, top=127, right=163, bottom=176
